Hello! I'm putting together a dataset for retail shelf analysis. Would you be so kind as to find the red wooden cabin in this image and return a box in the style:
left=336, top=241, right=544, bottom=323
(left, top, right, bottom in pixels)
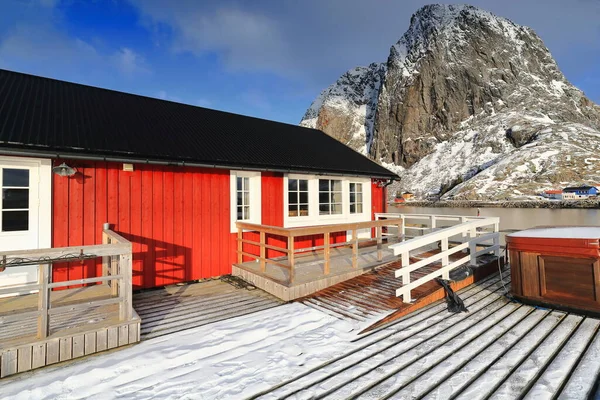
left=0, top=69, right=397, bottom=292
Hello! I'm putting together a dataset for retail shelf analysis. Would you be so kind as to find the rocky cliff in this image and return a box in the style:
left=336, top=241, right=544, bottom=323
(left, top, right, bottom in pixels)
left=301, top=4, right=600, bottom=200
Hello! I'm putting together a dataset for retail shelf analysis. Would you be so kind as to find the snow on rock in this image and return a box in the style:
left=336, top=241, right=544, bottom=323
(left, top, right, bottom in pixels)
left=0, top=303, right=358, bottom=400
left=300, top=63, right=386, bottom=155
left=301, top=4, right=600, bottom=200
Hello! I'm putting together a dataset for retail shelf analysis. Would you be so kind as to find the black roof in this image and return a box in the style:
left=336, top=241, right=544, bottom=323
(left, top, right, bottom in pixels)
left=0, top=69, right=397, bottom=178
left=563, top=186, right=597, bottom=192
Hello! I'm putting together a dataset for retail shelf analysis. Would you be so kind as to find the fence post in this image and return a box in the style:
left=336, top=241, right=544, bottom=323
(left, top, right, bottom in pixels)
left=352, top=229, right=358, bottom=268
left=324, top=232, right=331, bottom=275
left=237, top=227, right=243, bottom=264
left=37, top=263, right=50, bottom=339
left=119, top=250, right=133, bottom=321
left=102, top=231, right=109, bottom=283
left=400, top=219, right=405, bottom=242
left=441, top=237, right=450, bottom=279
left=376, top=226, right=383, bottom=261
left=288, top=235, right=295, bottom=284
left=430, top=215, right=437, bottom=233
left=259, top=231, right=266, bottom=272
left=111, top=255, right=119, bottom=297
left=401, top=251, right=411, bottom=302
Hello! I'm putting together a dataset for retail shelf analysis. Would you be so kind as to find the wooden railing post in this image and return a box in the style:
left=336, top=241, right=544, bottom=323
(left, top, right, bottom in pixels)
left=401, top=251, right=411, bottom=302
left=259, top=231, right=266, bottom=272
left=324, top=232, right=331, bottom=275
left=288, top=235, right=295, bottom=284
left=102, top=231, right=109, bottom=282
left=441, top=238, right=449, bottom=279
left=111, top=255, right=119, bottom=297
left=119, top=249, right=133, bottom=321
left=399, top=220, right=405, bottom=242
left=237, top=227, right=243, bottom=264
left=376, top=226, right=383, bottom=261
left=352, top=229, right=358, bottom=268
left=37, top=263, right=50, bottom=339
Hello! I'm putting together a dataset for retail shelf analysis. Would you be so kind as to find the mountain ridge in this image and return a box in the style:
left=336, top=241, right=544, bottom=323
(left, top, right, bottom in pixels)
left=300, top=4, right=600, bottom=200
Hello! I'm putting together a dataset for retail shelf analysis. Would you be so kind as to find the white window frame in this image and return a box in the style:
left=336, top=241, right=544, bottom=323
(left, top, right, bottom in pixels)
left=230, top=170, right=261, bottom=233
left=287, top=177, right=310, bottom=218
left=349, top=182, right=364, bottom=214
left=283, top=174, right=371, bottom=229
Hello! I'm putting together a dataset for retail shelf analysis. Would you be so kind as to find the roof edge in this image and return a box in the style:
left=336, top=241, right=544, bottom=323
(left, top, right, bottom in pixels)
left=0, top=147, right=399, bottom=180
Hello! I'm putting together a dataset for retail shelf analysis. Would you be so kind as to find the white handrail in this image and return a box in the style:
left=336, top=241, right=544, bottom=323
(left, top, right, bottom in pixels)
left=384, top=214, right=500, bottom=303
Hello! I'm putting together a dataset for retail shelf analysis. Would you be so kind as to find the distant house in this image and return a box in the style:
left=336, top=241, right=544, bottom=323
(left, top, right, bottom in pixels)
left=562, top=186, right=598, bottom=200
left=401, top=192, right=415, bottom=200
left=543, top=190, right=563, bottom=200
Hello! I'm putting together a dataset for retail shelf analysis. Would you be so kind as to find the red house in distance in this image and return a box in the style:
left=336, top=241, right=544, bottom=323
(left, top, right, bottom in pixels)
left=0, top=69, right=398, bottom=292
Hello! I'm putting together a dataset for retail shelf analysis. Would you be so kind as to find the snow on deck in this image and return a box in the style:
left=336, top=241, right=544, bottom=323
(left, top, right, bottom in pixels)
left=2, top=271, right=600, bottom=399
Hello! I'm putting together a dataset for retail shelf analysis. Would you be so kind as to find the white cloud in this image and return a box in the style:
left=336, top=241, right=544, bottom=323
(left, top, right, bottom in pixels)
left=129, top=2, right=291, bottom=74
left=111, top=47, right=150, bottom=76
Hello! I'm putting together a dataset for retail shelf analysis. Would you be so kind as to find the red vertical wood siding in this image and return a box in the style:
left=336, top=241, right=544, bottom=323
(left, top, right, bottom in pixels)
left=52, top=163, right=385, bottom=290
left=52, top=161, right=232, bottom=289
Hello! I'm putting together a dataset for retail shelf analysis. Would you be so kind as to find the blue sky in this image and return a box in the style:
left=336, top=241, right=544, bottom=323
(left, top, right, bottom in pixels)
left=0, top=0, right=598, bottom=125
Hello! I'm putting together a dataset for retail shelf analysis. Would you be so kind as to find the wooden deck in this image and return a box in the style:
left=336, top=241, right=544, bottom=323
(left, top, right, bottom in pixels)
left=0, top=228, right=140, bottom=378
left=233, top=244, right=398, bottom=301
left=134, top=278, right=283, bottom=339
left=299, top=250, right=502, bottom=332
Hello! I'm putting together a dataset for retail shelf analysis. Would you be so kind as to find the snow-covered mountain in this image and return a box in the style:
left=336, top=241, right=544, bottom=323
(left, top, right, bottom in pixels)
left=300, top=4, right=600, bottom=200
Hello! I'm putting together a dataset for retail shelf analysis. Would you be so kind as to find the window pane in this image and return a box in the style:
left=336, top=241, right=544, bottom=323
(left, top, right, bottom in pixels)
left=2, top=189, right=28, bottom=209
left=357, top=204, right=363, bottom=213
left=288, top=205, right=298, bottom=217
left=299, top=204, right=309, bottom=213
left=332, top=193, right=342, bottom=203
left=350, top=204, right=356, bottom=213
left=350, top=193, right=355, bottom=203
left=243, top=177, right=249, bottom=191
left=3, top=169, right=29, bottom=187
left=357, top=193, right=363, bottom=203
left=331, top=203, right=342, bottom=214
left=319, top=192, right=329, bottom=204
left=350, top=183, right=355, bottom=192
left=237, top=191, right=242, bottom=206
left=2, top=210, right=28, bottom=231
left=288, top=179, right=297, bottom=191
left=289, top=192, right=298, bottom=205
left=243, top=206, right=250, bottom=219
left=237, top=206, right=243, bottom=220
left=237, top=177, right=243, bottom=191
left=299, top=180, right=308, bottom=191
left=319, top=204, right=329, bottom=215
left=243, top=191, right=250, bottom=206
left=299, top=192, right=308, bottom=204
left=319, top=179, right=329, bottom=191
left=356, top=183, right=362, bottom=194
left=332, top=180, right=342, bottom=191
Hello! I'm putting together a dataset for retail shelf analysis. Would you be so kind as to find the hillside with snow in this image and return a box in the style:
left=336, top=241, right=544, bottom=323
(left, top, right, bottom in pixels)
left=301, top=4, right=600, bottom=200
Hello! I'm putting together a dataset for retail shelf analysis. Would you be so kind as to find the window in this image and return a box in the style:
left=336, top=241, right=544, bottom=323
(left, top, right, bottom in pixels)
left=288, top=179, right=309, bottom=217
left=319, top=179, right=342, bottom=215
left=350, top=182, right=363, bottom=214
left=1, top=168, right=29, bottom=232
left=236, top=176, right=250, bottom=220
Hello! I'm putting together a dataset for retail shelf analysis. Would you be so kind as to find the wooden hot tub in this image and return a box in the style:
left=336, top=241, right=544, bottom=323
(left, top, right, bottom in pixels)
left=507, top=226, right=600, bottom=314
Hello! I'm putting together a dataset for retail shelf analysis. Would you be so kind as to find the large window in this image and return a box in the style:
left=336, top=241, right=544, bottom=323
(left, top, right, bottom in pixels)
left=236, top=176, right=250, bottom=220
left=349, top=182, right=363, bottom=214
left=1, top=168, right=29, bottom=232
left=319, top=179, right=342, bottom=215
left=288, top=179, right=309, bottom=217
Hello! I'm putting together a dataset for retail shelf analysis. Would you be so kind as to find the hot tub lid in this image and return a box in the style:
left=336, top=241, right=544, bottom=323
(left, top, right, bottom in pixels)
left=507, top=226, right=600, bottom=257
left=508, top=226, right=600, bottom=240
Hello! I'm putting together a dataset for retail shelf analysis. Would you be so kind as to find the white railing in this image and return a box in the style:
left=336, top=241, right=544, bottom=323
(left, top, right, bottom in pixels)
left=381, top=214, right=500, bottom=303
left=375, top=212, right=495, bottom=241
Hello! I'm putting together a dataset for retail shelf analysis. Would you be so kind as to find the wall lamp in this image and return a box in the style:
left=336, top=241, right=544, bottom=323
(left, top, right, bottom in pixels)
left=52, top=162, right=77, bottom=177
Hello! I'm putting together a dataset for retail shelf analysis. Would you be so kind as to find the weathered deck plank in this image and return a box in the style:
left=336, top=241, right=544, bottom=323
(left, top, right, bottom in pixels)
left=134, top=279, right=283, bottom=340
